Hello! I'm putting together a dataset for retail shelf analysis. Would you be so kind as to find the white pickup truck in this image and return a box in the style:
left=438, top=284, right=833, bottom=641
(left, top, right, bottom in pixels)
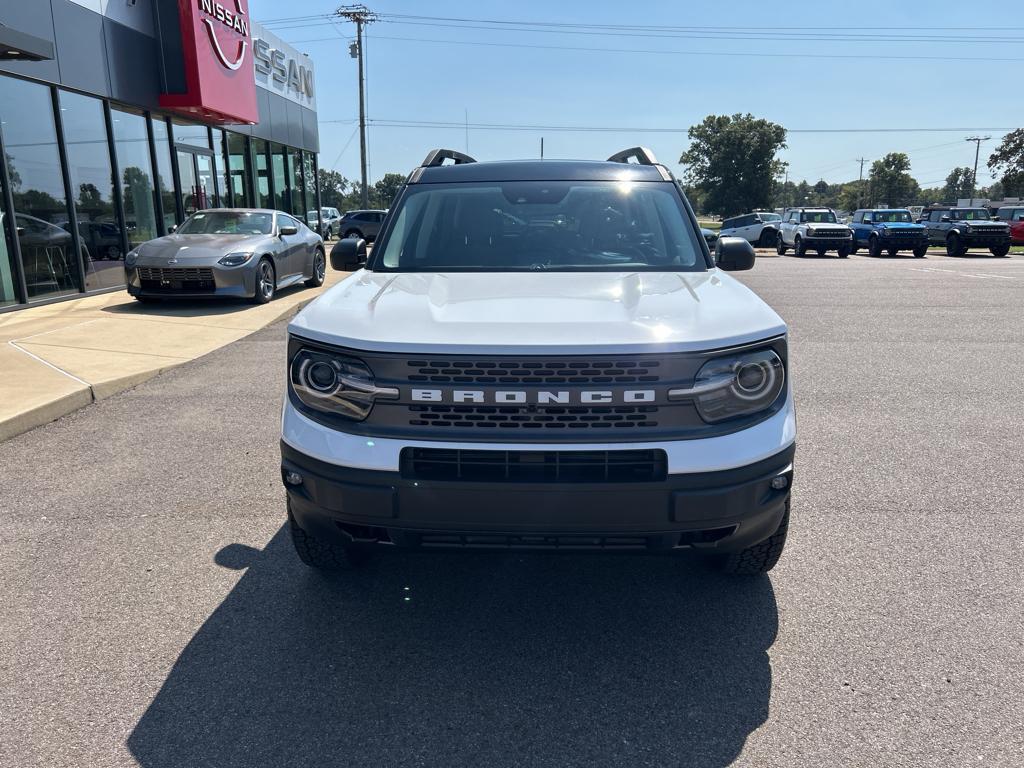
left=776, top=207, right=853, bottom=258
left=280, top=147, right=796, bottom=576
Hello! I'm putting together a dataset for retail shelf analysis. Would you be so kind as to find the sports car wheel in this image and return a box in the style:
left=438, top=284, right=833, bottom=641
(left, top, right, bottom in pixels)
left=306, top=248, right=326, bottom=287
left=252, top=258, right=276, bottom=304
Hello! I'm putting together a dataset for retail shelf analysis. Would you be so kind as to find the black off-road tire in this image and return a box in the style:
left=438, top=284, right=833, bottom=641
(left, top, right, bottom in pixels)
left=721, top=501, right=790, bottom=575
left=288, top=505, right=366, bottom=571
left=776, top=232, right=788, bottom=255
left=887, top=246, right=899, bottom=257
left=344, top=228, right=362, bottom=240
left=838, top=245, right=850, bottom=258
left=794, top=236, right=806, bottom=257
left=305, top=247, right=326, bottom=287
left=991, top=243, right=1011, bottom=257
left=758, top=229, right=775, bottom=248
left=947, top=233, right=966, bottom=257
left=913, top=244, right=928, bottom=258
left=869, top=235, right=883, bottom=258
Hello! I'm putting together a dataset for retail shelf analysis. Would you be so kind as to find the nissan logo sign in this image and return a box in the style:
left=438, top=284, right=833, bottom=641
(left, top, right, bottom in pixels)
left=197, top=0, right=249, bottom=71
left=254, top=38, right=315, bottom=98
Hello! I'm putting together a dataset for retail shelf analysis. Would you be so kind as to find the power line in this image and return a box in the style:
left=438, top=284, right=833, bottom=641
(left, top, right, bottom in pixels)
left=285, top=32, right=1024, bottom=64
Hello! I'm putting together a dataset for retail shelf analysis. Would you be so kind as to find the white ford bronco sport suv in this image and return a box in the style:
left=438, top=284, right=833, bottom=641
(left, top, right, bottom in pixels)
left=281, top=148, right=796, bottom=575
left=776, top=207, right=853, bottom=258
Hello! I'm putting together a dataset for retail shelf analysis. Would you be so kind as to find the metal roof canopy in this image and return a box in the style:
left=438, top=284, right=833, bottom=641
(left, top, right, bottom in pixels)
left=0, top=25, right=55, bottom=61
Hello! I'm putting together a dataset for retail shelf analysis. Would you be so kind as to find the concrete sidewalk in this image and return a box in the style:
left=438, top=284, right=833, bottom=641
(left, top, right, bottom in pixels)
left=0, top=272, right=345, bottom=441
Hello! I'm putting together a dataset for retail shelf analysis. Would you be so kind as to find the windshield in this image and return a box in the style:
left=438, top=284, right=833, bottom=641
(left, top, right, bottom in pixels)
left=955, top=209, right=993, bottom=221
left=177, top=211, right=273, bottom=235
left=874, top=210, right=913, bottom=223
left=307, top=211, right=320, bottom=221
left=374, top=181, right=706, bottom=272
left=758, top=213, right=781, bottom=221
left=801, top=211, right=837, bottom=223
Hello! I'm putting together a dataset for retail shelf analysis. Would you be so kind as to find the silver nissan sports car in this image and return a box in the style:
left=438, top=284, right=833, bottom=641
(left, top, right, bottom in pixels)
left=125, top=209, right=326, bottom=303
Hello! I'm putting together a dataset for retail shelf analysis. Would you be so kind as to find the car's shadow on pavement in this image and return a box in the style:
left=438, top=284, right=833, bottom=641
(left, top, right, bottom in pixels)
left=101, top=285, right=312, bottom=318
left=127, top=528, right=778, bottom=768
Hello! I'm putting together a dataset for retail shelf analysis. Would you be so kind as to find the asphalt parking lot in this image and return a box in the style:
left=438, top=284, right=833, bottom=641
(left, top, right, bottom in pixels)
left=2, top=252, right=1023, bottom=767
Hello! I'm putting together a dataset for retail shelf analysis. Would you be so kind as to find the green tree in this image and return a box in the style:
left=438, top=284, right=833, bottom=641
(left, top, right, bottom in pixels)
left=838, top=180, right=868, bottom=212
left=679, top=113, right=787, bottom=216
left=942, top=167, right=974, bottom=202
left=317, top=169, right=352, bottom=210
left=987, top=129, right=1024, bottom=197
left=370, top=173, right=406, bottom=209
left=868, top=153, right=919, bottom=206
left=78, top=183, right=103, bottom=211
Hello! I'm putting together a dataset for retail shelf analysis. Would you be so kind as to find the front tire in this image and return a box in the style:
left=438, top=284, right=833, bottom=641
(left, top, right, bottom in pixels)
left=305, top=248, right=326, bottom=287
left=947, top=233, right=966, bottom=257
left=289, top=505, right=366, bottom=570
left=776, top=232, right=788, bottom=255
left=913, top=244, right=928, bottom=258
left=721, top=501, right=790, bottom=575
left=794, top=236, right=806, bottom=257
left=251, top=257, right=276, bottom=304
left=869, top=235, right=883, bottom=258
left=991, top=243, right=1010, bottom=257
left=344, top=229, right=362, bottom=240
left=758, top=229, right=774, bottom=248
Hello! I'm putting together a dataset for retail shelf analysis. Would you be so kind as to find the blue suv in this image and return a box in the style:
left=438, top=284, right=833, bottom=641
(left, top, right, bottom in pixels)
left=849, top=209, right=928, bottom=258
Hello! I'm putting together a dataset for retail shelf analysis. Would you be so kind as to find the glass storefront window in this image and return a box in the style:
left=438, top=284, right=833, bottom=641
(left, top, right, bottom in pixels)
left=172, top=119, right=211, bottom=150
left=110, top=107, right=158, bottom=250
left=228, top=132, right=251, bottom=208
left=0, top=76, right=79, bottom=300
left=252, top=138, right=271, bottom=209
left=271, top=143, right=287, bottom=213
left=290, top=148, right=305, bottom=219
left=211, top=128, right=229, bottom=207
left=60, top=90, right=124, bottom=291
left=0, top=169, right=17, bottom=307
left=151, top=117, right=178, bottom=231
left=303, top=152, right=317, bottom=229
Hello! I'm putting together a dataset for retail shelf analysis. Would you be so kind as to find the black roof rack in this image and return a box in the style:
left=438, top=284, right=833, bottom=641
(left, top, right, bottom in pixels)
left=607, top=147, right=659, bottom=166
left=421, top=149, right=477, bottom=168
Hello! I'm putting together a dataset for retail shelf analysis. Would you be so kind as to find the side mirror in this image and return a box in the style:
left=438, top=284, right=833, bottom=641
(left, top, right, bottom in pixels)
left=331, top=236, right=367, bottom=271
left=168, top=224, right=177, bottom=234
left=715, top=236, right=756, bottom=271
left=279, top=225, right=299, bottom=236
left=940, top=215, right=951, bottom=222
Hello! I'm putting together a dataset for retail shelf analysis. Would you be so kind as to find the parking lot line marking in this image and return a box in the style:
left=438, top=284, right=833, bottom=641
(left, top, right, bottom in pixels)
left=909, top=267, right=1015, bottom=280
left=7, top=340, right=90, bottom=386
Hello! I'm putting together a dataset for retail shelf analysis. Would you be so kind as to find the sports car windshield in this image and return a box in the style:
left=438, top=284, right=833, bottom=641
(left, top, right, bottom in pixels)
left=874, top=211, right=913, bottom=223
left=374, top=181, right=706, bottom=272
left=177, top=211, right=273, bottom=235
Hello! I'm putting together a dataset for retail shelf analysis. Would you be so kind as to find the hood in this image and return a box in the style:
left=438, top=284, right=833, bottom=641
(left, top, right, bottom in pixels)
left=290, top=270, right=786, bottom=354
left=134, top=233, right=269, bottom=263
left=876, top=222, right=925, bottom=230
left=957, top=219, right=1007, bottom=228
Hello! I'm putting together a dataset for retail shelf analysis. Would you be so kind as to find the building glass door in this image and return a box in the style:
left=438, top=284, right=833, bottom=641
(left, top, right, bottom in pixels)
left=176, top=149, right=214, bottom=217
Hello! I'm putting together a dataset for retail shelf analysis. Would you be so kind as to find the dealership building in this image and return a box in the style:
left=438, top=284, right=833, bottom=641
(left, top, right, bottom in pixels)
left=0, top=0, right=320, bottom=312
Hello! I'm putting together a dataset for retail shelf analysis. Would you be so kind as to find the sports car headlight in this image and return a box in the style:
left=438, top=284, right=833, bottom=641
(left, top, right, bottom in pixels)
left=669, top=348, right=785, bottom=423
left=125, top=248, right=140, bottom=267
left=290, top=348, right=397, bottom=421
left=218, top=251, right=254, bottom=267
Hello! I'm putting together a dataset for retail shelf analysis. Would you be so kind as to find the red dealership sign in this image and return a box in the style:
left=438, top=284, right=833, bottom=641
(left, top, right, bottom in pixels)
left=159, top=0, right=259, bottom=124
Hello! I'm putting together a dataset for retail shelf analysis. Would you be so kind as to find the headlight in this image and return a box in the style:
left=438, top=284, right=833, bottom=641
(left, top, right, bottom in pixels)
left=669, top=348, right=785, bottom=423
left=125, top=248, right=140, bottom=267
left=218, top=251, right=254, bottom=267
left=806, top=227, right=816, bottom=235
left=289, top=348, right=398, bottom=421
left=880, top=227, right=892, bottom=237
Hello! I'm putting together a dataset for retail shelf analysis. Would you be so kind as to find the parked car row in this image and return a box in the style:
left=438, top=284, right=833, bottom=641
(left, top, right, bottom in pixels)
left=720, top=203, right=1015, bottom=258
left=307, top=207, right=388, bottom=241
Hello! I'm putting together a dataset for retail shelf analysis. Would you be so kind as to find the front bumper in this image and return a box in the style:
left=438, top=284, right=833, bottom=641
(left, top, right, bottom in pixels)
left=960, top=232, right=1011, bottom=248
left=125, top=263, right=256, bottom=299
left=281, top=440, right=794, bottom=554
left=804, top=234, right=852, bottom=249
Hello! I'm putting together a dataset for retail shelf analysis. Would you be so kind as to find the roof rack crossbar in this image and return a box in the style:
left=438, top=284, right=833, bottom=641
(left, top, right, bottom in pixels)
left=607, top=146, right=659, bottom=166
left=421, top=148, right=477, bottom=168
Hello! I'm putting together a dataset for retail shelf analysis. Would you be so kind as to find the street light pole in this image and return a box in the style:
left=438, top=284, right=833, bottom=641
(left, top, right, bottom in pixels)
left=338, top=5, right=376, bottom=208
left=965, top=136, right=991, bottom=207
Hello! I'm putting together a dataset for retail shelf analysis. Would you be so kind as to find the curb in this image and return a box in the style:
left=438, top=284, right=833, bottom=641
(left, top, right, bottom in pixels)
left=0, top=296, right=317, bottom=443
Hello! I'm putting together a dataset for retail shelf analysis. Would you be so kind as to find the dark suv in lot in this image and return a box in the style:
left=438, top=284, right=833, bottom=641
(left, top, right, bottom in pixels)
left=339, top=209, right=387, bottom=242
left=921, top=206, right=1011, bottom=257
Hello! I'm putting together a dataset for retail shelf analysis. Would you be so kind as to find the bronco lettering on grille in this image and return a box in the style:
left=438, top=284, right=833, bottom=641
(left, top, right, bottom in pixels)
left=410, top=389, right=658, bottom=405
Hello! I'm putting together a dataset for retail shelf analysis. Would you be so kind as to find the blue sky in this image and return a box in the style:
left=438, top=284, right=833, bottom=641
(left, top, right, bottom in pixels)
left=249, top=0, right=1019, bottom=189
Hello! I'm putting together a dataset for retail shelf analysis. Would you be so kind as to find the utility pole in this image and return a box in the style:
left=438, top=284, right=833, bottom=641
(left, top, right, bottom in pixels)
left=856, top=157, right=867, bottom=208
left=338, top=5, right=376, bottom=208
left=965, top=136, right=991, bottom=207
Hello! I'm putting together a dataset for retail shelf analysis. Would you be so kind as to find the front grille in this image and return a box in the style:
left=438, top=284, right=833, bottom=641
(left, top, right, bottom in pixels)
left=406, top=358, right=661, bottom=384
left=401, top=448, right=668, bottom=483
left=890, top=229, right=923, bottom=237
left=809, top=230, right=849, bottom=238
left=408, top=404, right=660, bottom=430
left=138, top=266, right=215, bottom=292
